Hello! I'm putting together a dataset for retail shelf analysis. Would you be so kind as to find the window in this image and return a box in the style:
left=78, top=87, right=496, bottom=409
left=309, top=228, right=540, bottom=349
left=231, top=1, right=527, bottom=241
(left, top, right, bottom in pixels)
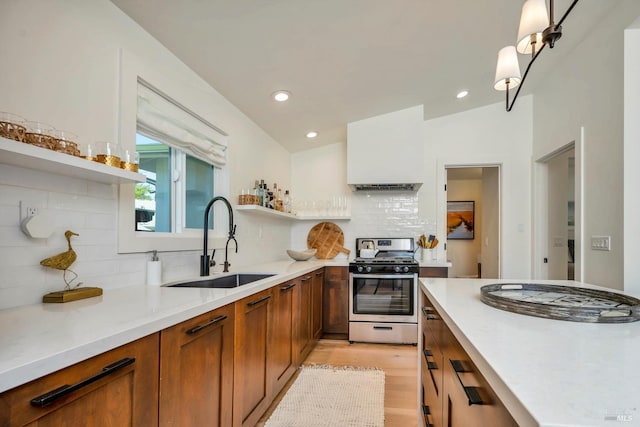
left=135, top=133, right=214, bottom=233
left=116, top=56, right=230, bottom=254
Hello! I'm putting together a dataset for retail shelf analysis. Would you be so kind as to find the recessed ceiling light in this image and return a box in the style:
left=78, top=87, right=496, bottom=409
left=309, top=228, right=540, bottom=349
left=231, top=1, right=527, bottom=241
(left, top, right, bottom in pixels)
left=457, top=90, right=469, bottom=99
left=272, top=90, right=291, bottom=102
left=306, top=131, right=318, bottom=138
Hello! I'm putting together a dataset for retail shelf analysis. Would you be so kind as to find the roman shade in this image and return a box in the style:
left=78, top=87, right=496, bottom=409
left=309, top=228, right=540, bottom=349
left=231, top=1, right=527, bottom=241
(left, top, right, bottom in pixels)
left=137, top=81, right=228, bottom=167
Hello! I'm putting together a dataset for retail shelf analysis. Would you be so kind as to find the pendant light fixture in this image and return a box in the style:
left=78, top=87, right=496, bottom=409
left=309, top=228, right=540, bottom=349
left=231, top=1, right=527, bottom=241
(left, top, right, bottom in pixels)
left=494, top=0, right=579, bottom=111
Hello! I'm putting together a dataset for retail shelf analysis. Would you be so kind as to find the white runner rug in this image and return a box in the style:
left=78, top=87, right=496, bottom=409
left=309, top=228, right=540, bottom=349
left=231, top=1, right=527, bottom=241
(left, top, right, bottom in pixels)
left=265, top=365, right=385, bottom=427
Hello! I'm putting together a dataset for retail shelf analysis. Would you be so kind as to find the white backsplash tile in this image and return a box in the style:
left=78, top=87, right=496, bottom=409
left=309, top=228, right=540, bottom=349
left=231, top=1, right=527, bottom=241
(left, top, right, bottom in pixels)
left=0, top=166, right=291, bottom=310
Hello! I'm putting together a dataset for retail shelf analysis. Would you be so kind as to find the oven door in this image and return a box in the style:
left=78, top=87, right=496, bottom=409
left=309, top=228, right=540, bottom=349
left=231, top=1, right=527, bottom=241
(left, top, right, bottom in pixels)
left=349, top=273, right=418, bottom=323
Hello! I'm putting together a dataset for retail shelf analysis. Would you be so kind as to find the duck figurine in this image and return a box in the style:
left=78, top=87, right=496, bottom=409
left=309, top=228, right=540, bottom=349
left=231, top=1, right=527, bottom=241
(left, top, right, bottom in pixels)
left=40, top=230, right=81, bottom=289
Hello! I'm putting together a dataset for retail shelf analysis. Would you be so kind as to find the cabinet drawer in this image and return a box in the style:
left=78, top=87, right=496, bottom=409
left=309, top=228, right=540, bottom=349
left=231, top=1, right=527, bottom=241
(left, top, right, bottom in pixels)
left=443, top=334, right=517, bottom=427
left=0, top=333, right=159, bottom=427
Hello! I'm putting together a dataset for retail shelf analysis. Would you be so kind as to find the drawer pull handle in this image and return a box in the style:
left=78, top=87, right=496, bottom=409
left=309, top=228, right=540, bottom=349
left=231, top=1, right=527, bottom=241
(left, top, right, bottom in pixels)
left=301, top=276, right=312, bottom=282
left=421, top=405, right=435, bottom=427
left=186, top=315, right=227, bottom=335
left=421, top=307, right=437, bottom=320
left=30, top=357, right=135, bottom=407
left=373, top=326, right=393, bottom=330
left=450, top=359, right=484, bottom=405
left=422, top=349, right=437, bottom=370
left=247, top=294, right=272, bottom=307
left=280, top=283, right=296, bottom=292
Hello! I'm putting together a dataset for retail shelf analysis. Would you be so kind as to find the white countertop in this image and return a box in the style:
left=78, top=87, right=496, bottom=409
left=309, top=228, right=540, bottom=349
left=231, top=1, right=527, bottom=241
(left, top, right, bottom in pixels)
left=420, top=278, right=640, bottom=427
left=0, top=260, right=340, bottom=393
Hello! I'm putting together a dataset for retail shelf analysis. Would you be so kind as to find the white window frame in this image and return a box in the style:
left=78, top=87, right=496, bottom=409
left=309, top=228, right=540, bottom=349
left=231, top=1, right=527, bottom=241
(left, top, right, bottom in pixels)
left=117, top=48, right=229, bottom=253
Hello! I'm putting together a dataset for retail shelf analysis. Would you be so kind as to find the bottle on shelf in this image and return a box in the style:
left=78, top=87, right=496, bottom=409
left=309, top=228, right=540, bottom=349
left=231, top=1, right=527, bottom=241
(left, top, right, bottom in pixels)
left=259, top=179, right=266, bottom=207
left=275, top=188, right=284, bottom=211
left=284, top=190, right=292, bottom=214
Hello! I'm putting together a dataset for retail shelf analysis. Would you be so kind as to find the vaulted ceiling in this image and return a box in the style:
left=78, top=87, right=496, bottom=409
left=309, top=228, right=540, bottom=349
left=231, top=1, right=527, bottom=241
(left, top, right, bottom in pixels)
left=110, top=0, right=614, bottom=152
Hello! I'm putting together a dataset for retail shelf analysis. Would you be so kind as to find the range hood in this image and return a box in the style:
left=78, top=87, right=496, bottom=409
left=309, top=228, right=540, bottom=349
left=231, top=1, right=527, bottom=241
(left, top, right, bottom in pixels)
left=347, top=105, right=424, bottom=192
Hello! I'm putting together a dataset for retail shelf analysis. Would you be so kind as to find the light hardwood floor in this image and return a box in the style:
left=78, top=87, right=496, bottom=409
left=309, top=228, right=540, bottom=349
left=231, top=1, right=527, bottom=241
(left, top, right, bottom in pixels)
left=258, top=339, right=419, bottom=427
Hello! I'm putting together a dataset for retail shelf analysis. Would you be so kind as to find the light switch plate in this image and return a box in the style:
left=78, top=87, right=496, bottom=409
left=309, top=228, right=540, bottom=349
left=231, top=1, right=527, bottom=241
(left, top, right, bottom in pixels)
left=591, top=235, right=611, bottom=251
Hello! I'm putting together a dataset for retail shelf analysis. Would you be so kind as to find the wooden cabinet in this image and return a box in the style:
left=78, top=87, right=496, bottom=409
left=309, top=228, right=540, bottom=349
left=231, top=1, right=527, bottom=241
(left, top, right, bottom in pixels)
left=323, top=266, right=349, bottom=338
left=420, top=295, right=444, bottom=427
left=233, top=287, right=274, bottom=427
left=420, top=292, right=517, bottom=427
left=0, top=333, right=159, bottom=427
left=269, top=277, right=299, bottom=394
left=419, top=267, right=448, bottom=278
left=295, top=273, right=313, bottom=364
left=312, top=269, right=324, bottom=340
left=159, top=304, right=234, bottom=427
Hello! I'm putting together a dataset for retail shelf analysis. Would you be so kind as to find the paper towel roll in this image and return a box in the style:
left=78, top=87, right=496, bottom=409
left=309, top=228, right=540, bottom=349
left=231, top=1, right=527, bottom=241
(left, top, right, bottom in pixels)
left=146, top=260, right=162, bottom=286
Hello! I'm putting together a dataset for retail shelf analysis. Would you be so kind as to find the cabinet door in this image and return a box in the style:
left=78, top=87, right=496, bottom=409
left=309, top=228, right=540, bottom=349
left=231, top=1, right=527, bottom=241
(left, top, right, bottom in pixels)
left=270, top=278, right=298, bottom=394
left=312, top=269, right=324, bottom=340
left=0, top=333, right=159, bottom=427
left=442, top=331, right=517, bottom=427
left=323, top=266, right=349, bottom=337
left=234, top=288, right=274, bottom=427
left=159, top=304, right=234, bottom=427
left=421, top=296, right=443, bottom=427
left=295, top=274, right=313, bottom=364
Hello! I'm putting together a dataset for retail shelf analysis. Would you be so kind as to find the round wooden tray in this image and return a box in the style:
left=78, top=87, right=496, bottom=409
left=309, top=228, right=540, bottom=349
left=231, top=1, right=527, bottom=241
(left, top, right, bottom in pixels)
left=306, top=222, right=350, bottom=259
left=480, top=283, right=640, bottom=323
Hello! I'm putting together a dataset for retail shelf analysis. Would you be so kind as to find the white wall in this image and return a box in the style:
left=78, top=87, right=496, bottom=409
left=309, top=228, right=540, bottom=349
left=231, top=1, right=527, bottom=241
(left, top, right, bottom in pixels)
left=425, top=98, right=533, bottom=279
left=0, top=0, right=292, bottom=309
left=481, top=167, right=500, bottom=278
left=533, top=1, right=640, bottom=290
left=624, top=19, right=640, bottom=297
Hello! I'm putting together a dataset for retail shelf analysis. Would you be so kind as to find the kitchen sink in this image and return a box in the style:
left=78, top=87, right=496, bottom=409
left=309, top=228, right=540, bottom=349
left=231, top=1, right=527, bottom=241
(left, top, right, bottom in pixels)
left=167, top=273, right=276, bottom=289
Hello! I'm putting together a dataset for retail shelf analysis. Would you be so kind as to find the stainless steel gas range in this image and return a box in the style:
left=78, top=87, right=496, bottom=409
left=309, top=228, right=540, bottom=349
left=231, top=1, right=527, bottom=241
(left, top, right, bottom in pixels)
left=348, top=237, right=418, bottom=345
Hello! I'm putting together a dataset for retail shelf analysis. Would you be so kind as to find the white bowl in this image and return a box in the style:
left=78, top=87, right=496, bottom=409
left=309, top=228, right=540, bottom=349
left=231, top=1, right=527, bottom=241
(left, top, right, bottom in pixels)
left=287, top=248, right=317, bottom=261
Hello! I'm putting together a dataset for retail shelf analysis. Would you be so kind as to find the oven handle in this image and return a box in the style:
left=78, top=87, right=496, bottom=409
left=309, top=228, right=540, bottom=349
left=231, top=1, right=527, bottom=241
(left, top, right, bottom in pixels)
left=351, top=273, right=416, bottom=280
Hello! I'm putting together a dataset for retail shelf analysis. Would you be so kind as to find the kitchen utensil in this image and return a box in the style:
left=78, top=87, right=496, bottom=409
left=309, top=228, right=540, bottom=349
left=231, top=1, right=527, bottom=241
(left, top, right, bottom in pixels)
left=307, top=222, right=351, bottom=259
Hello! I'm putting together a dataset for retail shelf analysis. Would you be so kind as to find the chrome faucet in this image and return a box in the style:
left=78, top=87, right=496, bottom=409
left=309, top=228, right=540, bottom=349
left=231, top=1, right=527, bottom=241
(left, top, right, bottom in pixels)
left=200, top=196, right=237, bottom=276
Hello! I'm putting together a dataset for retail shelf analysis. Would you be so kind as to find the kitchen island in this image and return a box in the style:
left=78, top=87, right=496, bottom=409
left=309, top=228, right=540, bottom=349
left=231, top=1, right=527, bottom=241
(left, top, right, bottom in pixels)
left=420, top=278, right=640, bottom=427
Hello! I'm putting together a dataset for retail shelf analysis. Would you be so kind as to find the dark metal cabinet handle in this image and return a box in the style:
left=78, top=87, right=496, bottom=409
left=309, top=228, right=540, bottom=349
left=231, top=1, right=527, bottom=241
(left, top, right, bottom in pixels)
left=422, top=349, right=437, bottom=370
left=186, top=315, right=228, bottom=335
left=421, top=307, right=437, bottom=320
left=315, top=272, right=323, bottom=276
left=30, top=357, right=136, bottom=407
left=450, top=359, right=483, bottom=405
left=280, top=283, right=296, bottom=292
left=373, top=326, right=393, bottom=330
left=422, top=405, right=435, bottom=427
left=247, top=294, right=272, bottom=307
left=301, top=276, right=312, bottom=282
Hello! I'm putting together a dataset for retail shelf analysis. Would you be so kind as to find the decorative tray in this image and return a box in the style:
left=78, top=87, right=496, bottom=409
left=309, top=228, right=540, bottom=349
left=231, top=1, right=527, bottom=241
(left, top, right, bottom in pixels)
left=480, top=283, right=640, bottom=323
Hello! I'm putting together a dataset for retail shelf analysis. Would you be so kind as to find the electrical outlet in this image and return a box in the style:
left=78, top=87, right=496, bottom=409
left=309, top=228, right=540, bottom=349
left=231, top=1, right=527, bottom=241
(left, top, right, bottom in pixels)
left=591, top=235, right=611, bottom=251
left=20, top=200, right=41, bottom=220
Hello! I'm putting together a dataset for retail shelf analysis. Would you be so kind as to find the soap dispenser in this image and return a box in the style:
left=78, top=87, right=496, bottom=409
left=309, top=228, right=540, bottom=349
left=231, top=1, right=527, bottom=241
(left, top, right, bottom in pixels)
left=146, top=250, right=162, bottom=286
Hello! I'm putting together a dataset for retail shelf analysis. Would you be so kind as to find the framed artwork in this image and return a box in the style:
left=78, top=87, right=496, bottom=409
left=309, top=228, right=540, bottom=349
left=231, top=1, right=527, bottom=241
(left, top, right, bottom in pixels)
left=447, top=201, right=475, bottom=240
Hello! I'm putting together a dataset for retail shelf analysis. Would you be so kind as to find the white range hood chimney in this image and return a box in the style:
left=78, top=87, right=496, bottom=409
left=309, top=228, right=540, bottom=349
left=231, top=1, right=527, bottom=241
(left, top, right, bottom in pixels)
left=347, top=105, right=424, bottom=192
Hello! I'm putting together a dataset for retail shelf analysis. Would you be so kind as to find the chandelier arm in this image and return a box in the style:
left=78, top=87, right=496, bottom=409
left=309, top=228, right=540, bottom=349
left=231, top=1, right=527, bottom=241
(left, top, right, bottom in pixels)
left=557, top=0, right=580, bottom=27
left=506, top=44, right=547, bottom=112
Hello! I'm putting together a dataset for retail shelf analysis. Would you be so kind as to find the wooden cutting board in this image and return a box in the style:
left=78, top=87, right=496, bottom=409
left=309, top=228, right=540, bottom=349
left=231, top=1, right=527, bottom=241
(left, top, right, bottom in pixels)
left=307, top=222, right=351, bottom=259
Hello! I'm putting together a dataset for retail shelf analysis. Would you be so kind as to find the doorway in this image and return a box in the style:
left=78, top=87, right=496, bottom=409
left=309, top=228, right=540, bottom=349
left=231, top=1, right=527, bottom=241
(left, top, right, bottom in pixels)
left=533, top=140, right=581, bottom=281
left=445, top=166, right=500, bottom=279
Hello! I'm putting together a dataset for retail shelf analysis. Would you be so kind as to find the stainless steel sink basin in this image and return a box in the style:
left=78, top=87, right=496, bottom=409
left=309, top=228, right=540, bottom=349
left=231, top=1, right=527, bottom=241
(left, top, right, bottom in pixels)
left=167, top=273, right=275, bottom=289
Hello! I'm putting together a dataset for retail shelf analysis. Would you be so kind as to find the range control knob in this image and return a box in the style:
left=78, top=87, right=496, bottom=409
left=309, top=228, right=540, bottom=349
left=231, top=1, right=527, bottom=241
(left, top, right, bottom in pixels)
left=357, top=265, right=364, bottom=273
left=365, top=266, right=372, bottom=273
left=403, top=266, right=409, bottom=273
left=394, top=265, right=401, bottom=273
